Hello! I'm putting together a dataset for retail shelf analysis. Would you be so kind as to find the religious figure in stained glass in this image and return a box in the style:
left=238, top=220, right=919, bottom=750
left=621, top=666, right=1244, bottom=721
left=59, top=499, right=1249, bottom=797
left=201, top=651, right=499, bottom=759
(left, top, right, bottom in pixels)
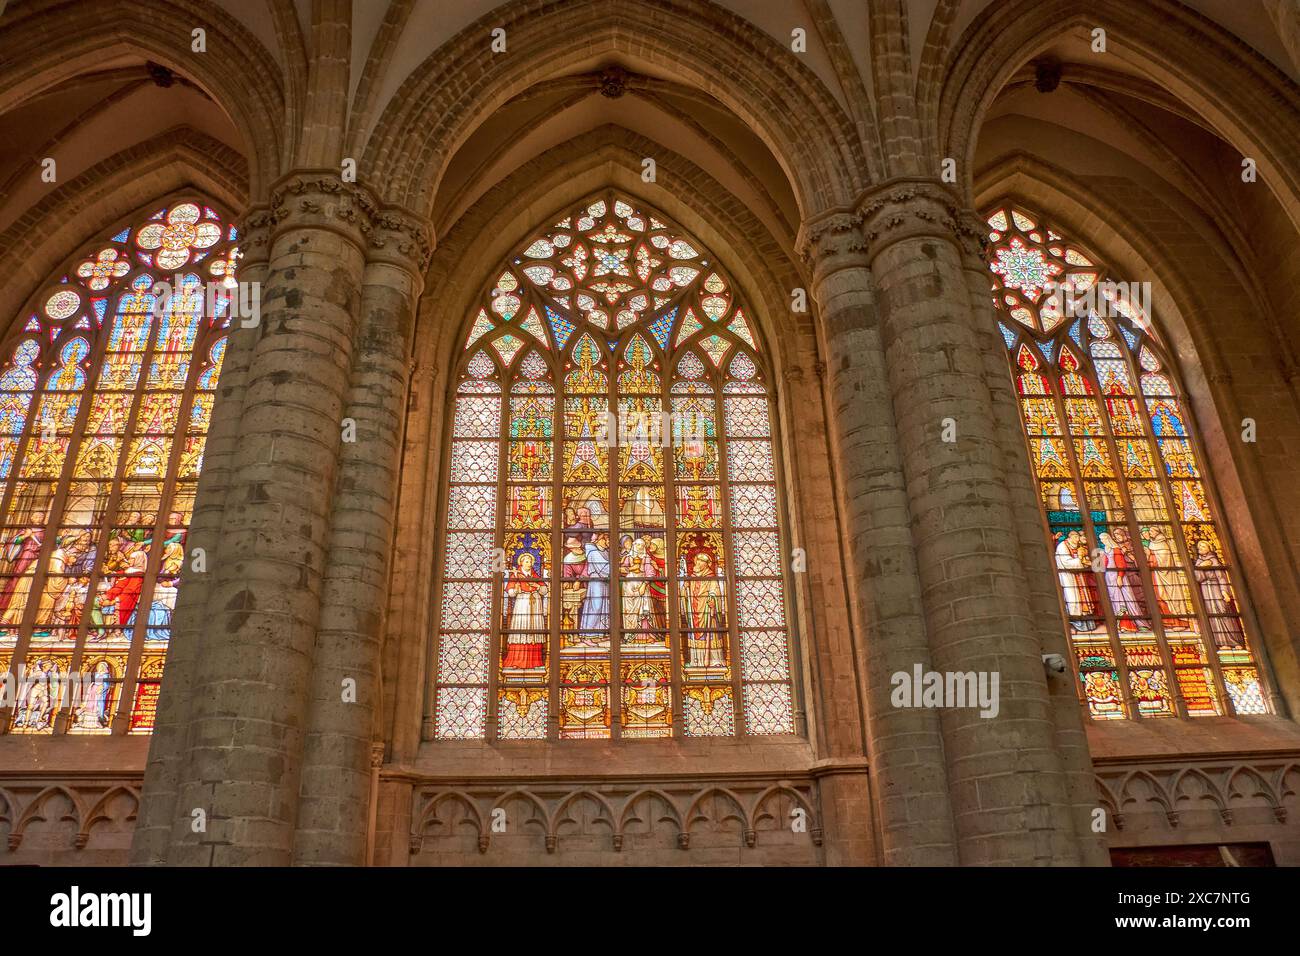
left=986, top=204, right=1269, bottom=719
left=0, top=199, right=235, bottom=735
left=432, top=193, right=797, bottom=739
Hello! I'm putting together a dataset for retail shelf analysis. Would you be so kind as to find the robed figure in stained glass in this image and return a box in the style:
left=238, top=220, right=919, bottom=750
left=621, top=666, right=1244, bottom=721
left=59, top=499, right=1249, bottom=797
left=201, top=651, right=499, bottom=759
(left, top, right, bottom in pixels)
left=984, top=203, right=1270, bottom=719
left=13, top=659, right=59, bottom=730
left=682, top=551, right=726, bottom=675
left=620, top=537, right=654, bottom=643
left=0, top=516, right=45, bottom=623
left=1099, top=530, right=1146, bottom=627
left=502, top=551, right=548, bottom=671
left=579, top=533, right=610, bottom=637
left=1193, top=541, right=1246, bottom=649
left=560, top=536, right=587, bottom=630
left=432, top=193, right=798, bottom=739
left=1143, top=525, right=1192, bottom=629
left=77, top=660, right=114, bottom=729
left=646, top=538, right=667, bottom=629
left=1054, top=529, right=1099, bottom=628
left=102, top=541, right=150, bottom=627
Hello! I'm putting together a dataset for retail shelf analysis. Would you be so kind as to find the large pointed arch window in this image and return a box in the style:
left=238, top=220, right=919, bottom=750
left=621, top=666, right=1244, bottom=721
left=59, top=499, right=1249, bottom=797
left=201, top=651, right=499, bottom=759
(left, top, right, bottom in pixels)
left=433, top=193, right=798, bottom=740
left=0, top=198, right=236, bottom=735
left=986, top=204, right=1268, bottom=720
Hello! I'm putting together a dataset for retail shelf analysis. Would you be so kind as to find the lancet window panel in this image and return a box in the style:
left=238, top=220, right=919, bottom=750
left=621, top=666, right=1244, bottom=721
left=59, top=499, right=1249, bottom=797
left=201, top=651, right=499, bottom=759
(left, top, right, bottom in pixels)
left=432, top=192, right=798, bottom=740
left=0, top=198, right=237, bottom=735
left=986, top=204, right=1269, bottom=721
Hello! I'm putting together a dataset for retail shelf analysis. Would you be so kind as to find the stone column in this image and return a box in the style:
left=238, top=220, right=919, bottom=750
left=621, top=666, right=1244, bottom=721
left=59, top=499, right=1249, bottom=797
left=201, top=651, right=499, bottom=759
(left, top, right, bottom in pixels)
left=163, top=171, right=370, bottom=866
left=801, top=212, right=958, bottom=865
left=952, top=212, right=1110, bottom=866
left=858, top=180, right=1081, bottom=865
left=131, top=206, right=272, bottom=865
left=292, top=207, right=431, bottom=866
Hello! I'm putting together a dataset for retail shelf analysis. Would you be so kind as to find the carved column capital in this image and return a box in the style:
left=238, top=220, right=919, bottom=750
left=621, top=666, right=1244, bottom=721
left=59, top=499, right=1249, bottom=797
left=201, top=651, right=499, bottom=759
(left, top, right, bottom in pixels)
left=236, top=203, right=274, bottom=271
left=855, top=178, right=980, bottom=263
left=365, top=204, right=436, bottom=278
left=268, top=169, right=380, bottom=250
left=797, top=210, right=873, bottom=315
left=796, top=209, right=867, bottom=264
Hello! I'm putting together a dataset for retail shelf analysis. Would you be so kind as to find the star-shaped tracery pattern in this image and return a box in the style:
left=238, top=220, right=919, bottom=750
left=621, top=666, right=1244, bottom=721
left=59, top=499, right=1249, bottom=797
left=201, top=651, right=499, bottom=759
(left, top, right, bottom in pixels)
left=986, top=208, right=1101, bottom=333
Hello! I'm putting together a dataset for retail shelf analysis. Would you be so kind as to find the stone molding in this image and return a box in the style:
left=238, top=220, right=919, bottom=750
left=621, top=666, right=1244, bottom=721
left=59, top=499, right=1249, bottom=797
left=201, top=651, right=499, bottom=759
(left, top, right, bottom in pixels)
left=0, top=774, right=142, bottom=856
left=7, top=755, right=1298, bottom=863
left=1093, top=754, right=1300, bottom=832
left=405, top=776, right=823, bottom=857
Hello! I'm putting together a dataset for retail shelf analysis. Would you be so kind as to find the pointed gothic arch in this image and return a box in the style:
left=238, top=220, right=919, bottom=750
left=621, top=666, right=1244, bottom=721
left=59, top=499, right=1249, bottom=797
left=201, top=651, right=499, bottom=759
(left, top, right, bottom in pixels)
left=984, top=202, right=1272, bottom=720
left=430, top=190, right=799, bottom=740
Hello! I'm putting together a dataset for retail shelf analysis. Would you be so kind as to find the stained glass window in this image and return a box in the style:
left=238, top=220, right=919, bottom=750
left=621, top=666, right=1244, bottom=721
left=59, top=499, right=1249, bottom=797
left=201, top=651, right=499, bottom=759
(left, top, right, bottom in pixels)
left=0, top=199, right=236, bottom=735
left=433, top=193, right=797, bottom=739
left=986, top=204, right=1269, bottom=720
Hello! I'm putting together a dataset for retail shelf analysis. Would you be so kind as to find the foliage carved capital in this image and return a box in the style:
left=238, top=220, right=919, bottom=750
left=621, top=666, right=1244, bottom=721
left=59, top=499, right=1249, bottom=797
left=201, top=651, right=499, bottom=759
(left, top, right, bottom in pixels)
left=796, top=210, right=867, bottom=265
left=267, top=171, right=380, bottom=248
left=365, top=206, right=436, bottom=275
left=855, top=179, right=983, bottom=261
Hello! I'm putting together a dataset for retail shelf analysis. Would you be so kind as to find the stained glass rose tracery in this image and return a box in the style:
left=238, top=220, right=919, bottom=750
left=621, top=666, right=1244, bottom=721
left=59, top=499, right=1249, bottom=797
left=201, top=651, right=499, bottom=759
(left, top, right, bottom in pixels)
left=0, top=198, right=236, bottom=735
left=433, top=192, right=798, bottom=740
left=133, top=202, right=223, bottom=270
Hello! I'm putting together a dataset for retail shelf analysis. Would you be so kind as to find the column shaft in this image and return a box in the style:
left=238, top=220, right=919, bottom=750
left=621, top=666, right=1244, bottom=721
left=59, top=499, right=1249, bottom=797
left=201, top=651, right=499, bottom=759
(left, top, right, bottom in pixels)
left=131, top=208, right=270, bottom=865
left=954, top=226, right=1109, bottom=866
left=293, top=214, right=429, bottom=866
left=165, top=174, right=368, bottom=866
left=861, top=182, right=1080, bottom=864
left=804, top=214, right=959, bottom=865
